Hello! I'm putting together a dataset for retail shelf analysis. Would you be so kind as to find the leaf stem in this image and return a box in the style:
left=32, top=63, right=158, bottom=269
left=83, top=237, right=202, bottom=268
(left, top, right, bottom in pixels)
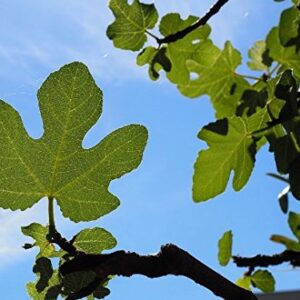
left=145, top=30, right=160, bottom=43
left=235, top=73, right=263, bottom=81
left=269, top=63, right=280, bottom=77
left=48, top=196, right=56, bottom=234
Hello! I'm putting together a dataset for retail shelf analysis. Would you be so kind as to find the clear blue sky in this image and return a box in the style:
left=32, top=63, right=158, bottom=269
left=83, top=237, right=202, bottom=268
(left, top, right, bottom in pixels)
left=0, top=1, right=298, bottom=299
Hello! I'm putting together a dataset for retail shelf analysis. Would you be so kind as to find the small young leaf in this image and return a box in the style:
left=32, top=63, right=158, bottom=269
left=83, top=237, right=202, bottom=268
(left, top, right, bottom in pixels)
left=251, top=270, right=275, bottom=293
left=218, top=230, right=233, bottom=266
left=248, top=41, right=273, bottom=71
left=73, top=227, right=117, bottom=254
left=21, top=223, right=54, bottom=258
left=236, top=276, right=251, bottom=291
left=288, top=211, right=300, bottom=240
left=107, top=0, right=158, bottom=51
left=193, top=117, right=256, bottom=201
left=270, top=234, right=300, bottom=251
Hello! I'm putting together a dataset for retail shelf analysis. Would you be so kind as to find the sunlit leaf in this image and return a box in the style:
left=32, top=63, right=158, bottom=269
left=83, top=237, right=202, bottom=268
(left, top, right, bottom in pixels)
left=73, top=227, right=117, bottom=254
left=288, top=211, right=300, bottom=240
left=21, top=223, right=54, bottom=258
left=193, top=117, right=256, bottom=201
left=107, top=0, right=158, bottom=51
left=236, top=276, right=251, bottom=291
left=251, top=270, right=275, bottom=293
left=180, top=41, right=250, bottom=118
left=270, top=234, right=300, bottom=251
left=0, top=62, right=148, bottom=222
left=248, top=41, right=272, bottom=71
left=159, top=13, right=213, bottom=85
left=218, top=230, right=232, bottom=266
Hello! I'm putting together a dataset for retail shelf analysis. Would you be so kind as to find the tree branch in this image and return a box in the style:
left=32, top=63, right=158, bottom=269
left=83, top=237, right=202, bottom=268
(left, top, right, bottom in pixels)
left=157, top=0, right=230, bottom=44
left=233, top=250, right=300, bottom=268
left=60, top=244, right=257, bottom=300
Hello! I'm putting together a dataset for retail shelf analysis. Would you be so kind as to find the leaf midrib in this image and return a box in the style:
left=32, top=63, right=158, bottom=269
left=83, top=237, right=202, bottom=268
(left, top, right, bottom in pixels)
left=48, top=66, right=79, bottom=195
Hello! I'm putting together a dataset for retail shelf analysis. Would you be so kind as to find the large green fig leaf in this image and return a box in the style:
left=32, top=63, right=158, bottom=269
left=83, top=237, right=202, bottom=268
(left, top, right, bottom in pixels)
left=0, top=62, right=148, bottom=222
left=179, top=41, right=250, bottom=118
left=107, top=0, right=158, bottom=51
left=193, top=117, right=256, bottom=201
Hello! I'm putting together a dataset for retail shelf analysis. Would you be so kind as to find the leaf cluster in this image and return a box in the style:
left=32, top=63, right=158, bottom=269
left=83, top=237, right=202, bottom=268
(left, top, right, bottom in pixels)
left=107, top=0, right=300, bottom=293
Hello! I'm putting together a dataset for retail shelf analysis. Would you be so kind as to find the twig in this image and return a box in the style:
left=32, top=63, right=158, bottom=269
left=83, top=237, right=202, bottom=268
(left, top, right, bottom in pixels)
left=157, top=0, right=230, bottom=44
left=48, top=229, right=80, bottom=257
left=233, top=250, right=300, bottom=268
left=60, top=244, right=257, bottom=300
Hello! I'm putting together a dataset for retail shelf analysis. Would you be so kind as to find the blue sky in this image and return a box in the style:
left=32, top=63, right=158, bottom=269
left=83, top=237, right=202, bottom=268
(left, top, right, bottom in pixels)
left=0, top=0, right=298, bottom=299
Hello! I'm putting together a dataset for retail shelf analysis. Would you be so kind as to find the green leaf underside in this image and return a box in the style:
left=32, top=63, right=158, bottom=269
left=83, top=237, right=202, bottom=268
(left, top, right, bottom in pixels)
left=179, top=41, right=250, bottom=118
left=107, top=0, right=158, bottom=51
left=73, top=227, right=117, bottom=254
left=0, top=62, right=148, bottom=222
left=22, top=223, right=55, bottom=258
left=218, top=230, right=232, bottom=266
left=193, top=117, right=256, bottom=201
left=251, top=270, right=275, bottom=293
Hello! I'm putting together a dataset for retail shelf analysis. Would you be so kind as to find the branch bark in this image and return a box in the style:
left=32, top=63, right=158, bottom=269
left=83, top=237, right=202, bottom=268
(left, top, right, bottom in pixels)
left=60, top=243, right=257, bottom=300
left=233, top=250, right=300, bottom=268
left=157, top=0, right=230, bottom=44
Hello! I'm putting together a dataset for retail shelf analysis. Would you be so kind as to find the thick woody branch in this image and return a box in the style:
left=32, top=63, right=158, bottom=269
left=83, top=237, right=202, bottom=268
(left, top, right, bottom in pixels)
left=60, top=244, right=257, bottom=300
left=157, top=0, right=230, bottom=44
left=233, top=250, right=300, bottom=268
